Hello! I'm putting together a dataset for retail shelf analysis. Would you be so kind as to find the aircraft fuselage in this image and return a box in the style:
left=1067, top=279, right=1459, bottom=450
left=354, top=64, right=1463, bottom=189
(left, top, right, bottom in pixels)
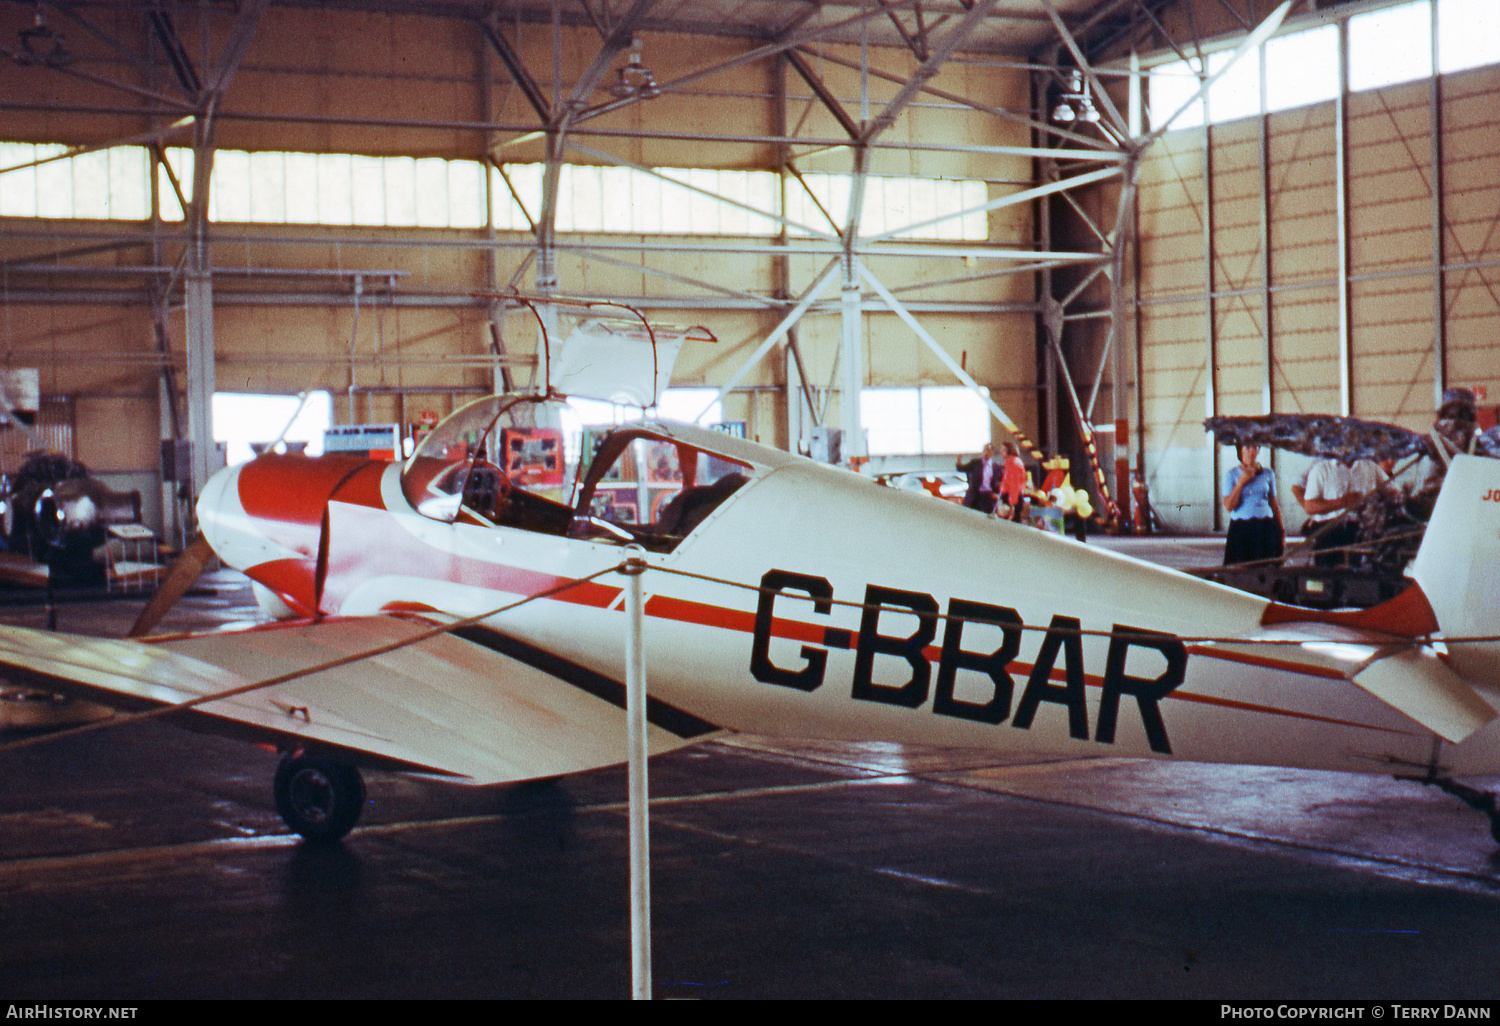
left=200, top=426, right=1500, bottom=784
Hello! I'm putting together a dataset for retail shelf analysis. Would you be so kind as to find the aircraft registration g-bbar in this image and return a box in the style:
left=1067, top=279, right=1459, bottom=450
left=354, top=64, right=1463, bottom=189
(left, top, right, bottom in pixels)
left=4, top=393, right=1500, bottom=844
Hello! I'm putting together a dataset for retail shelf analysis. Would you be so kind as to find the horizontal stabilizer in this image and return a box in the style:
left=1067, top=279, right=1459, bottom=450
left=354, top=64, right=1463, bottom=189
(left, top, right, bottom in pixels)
left=1196, top=621, right=1497, bottom=744
left=1351, top=646, right=1496, bottom=744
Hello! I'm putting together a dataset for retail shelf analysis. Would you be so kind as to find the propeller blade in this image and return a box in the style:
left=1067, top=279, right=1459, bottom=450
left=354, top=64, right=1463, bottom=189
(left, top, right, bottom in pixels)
left=1142, top=0, right=1293, bottom=146
left=128, top=533, right=215, bottom=638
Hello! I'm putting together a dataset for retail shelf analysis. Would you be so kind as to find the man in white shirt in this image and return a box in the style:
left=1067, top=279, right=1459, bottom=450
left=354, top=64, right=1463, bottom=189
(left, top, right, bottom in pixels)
left=1295, top=458, right=1359, bottom=565
left=1294, top=456, right=1395, bottom=566
left=1348, top=457, right=1392, bottom=495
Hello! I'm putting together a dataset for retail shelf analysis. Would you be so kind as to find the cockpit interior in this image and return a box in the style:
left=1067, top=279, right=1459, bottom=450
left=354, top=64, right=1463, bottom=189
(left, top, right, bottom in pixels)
left=399, top=395, right=750, bottom=552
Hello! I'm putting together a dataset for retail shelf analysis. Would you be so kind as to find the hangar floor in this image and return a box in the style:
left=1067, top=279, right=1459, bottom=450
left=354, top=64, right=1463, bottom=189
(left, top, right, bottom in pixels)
left=1, top=539, right=1499, bottom=1000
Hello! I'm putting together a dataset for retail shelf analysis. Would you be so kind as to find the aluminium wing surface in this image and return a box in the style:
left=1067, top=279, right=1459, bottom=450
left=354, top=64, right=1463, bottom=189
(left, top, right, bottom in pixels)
left=0, top=616, right=717, bottom=783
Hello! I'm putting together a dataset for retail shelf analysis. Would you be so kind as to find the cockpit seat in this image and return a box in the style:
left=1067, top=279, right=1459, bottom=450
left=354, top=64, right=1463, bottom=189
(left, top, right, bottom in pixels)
left=652, top=472, right=748, bottom=538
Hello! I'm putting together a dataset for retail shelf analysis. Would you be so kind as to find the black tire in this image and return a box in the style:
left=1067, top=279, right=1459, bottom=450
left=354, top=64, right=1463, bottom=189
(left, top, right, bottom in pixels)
left=1490, top=814, right=1500, bottom=848
left=273, top=755, right=366, bottom=842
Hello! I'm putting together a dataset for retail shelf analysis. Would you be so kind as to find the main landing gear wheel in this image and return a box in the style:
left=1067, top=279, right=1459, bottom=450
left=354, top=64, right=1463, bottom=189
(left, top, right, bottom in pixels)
left=274, top=754, right=366, bottom=842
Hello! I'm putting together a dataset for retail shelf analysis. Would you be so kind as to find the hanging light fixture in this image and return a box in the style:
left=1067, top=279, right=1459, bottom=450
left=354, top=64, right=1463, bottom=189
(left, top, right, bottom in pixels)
left=610, top=36, right=659, bottom=100
left=1051, top=69, right=1100, bottom=124
left=15, top=7, right=73, bottom=67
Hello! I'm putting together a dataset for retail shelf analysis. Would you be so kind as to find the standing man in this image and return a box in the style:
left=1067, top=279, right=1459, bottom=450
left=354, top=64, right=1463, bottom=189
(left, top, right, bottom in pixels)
left=1348, top=456, right=1393, bottom=495
left=1295, top=457, right=1358, bottom=566
left=959, top=443, right=1002, bottom=514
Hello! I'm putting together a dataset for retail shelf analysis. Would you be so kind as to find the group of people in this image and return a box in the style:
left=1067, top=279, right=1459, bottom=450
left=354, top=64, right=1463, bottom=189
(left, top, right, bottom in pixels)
left=956, top=435, right=1394, bottom=560
left=958, top=442, right=1029, bottom=521
left=1221, top=445, right=1394, bottom=566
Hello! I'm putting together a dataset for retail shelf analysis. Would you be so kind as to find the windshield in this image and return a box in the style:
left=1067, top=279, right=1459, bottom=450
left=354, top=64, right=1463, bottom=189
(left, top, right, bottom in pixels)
left=401, top=396, right=567, bottom=523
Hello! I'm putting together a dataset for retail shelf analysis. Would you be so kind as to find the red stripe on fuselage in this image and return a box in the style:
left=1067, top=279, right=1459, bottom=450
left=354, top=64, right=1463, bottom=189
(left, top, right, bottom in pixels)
left=1163, top=686, right=1409, bottom=734
left=1185, top=643, right=1349, bottom=680
left=318, top=498, right=620, bottom=614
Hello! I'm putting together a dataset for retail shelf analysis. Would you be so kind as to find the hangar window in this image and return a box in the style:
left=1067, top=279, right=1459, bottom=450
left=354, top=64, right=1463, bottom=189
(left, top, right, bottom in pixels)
left=3, top=142, right=988, bottom=242
left=213, top=392, right=333, bottom=466
left=1264, top=25, right=1339, bottom=114
left=784, top=173, right=988, bottom=241
left=1147, top=58, right=1206, bottom=132
left=492, top=163, right=784, bottom=235
left=158, top=149, right=487, bottom=228
left=0, top=143, right=149, bottom=220
left=861, top=386, right=990, bottom=457
left=1147, top=0, right=1500, bottom=131
left=1437, top=0, right=1500, bottom=73
left=1348, top=1, right=1431, bottom=91
left=1204, top=46, right=1261, bottom=123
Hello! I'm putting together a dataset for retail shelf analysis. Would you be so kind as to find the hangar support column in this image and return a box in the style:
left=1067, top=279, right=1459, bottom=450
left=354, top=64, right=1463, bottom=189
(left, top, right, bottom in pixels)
left=839, top=257, right=865, bottom=461
left=183, top=106, right=218, bottom=502
left=173, top=2, right=267, bottom=501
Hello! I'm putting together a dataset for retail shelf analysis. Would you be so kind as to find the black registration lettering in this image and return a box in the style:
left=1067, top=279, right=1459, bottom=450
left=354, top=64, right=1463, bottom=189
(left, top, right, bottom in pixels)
left=750, top=569, right=834, bottom=692
left=851, top=585, right=938, bottom=708
left=1095, top=624, right=1186, bottom=754
left=1011, top=614, right=1090, bottom=741
left=933, top=599, right=1023, bottom=724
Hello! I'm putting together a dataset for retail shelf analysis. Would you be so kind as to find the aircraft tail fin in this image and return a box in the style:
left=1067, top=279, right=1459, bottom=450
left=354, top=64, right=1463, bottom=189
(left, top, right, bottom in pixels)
left=1258, top=455, right=1500, bottom=741
left=1410, top=454, right=1500, bottom=697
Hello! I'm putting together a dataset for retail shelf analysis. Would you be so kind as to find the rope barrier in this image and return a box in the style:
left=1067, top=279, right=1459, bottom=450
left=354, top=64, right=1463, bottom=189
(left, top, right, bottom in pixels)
left=637, top=562, right=1500, bottom=647
left=7, top=550, right=1500, bottom=761
left=1216, top=527, right=1428, bottom=573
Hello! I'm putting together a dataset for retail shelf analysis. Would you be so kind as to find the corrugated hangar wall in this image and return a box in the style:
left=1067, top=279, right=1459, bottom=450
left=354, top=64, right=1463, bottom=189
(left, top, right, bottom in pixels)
left=1133, top=44, right=1500, bottom=533
left=0, top=2, right=1037, bottom=531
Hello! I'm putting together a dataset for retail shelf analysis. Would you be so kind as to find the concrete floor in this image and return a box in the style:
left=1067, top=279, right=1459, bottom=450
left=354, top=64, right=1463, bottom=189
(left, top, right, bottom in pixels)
left=2, top=545, right=1500, bottom=1000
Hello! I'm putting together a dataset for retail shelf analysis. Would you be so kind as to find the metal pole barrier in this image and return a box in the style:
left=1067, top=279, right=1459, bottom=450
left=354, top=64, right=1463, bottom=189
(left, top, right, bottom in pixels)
left=621, top=548, right=652, bottom=1000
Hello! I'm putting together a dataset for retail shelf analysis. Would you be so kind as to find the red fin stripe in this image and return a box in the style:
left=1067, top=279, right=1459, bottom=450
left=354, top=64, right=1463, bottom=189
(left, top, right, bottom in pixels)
left=1261, top=582, right=1440, bottom=638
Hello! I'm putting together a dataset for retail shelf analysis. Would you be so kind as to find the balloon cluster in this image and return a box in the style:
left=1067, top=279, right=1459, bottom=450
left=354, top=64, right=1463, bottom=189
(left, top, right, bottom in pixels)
left=1047, top=486, right=1093, bottom=519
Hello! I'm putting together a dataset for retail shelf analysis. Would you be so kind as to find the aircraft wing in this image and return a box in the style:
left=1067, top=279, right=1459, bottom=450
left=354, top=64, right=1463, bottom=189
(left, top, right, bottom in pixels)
left=0, top=618, right=719, bottom=784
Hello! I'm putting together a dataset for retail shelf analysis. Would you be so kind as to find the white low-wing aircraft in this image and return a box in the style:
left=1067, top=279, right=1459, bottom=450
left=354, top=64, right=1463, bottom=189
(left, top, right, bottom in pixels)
left=4, top=392, right=1500, bottom=844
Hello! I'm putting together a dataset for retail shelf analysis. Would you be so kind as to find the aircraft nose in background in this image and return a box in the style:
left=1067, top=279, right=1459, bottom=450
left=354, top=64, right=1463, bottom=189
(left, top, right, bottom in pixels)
left=195, top=460, right=314, bottom=584
left=195, top=461, right=243, bottom=563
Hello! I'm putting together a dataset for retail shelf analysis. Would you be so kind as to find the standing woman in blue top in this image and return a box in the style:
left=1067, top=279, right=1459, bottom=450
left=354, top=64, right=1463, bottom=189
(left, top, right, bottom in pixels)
left=1222, top=444, right=1284, bottom=565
